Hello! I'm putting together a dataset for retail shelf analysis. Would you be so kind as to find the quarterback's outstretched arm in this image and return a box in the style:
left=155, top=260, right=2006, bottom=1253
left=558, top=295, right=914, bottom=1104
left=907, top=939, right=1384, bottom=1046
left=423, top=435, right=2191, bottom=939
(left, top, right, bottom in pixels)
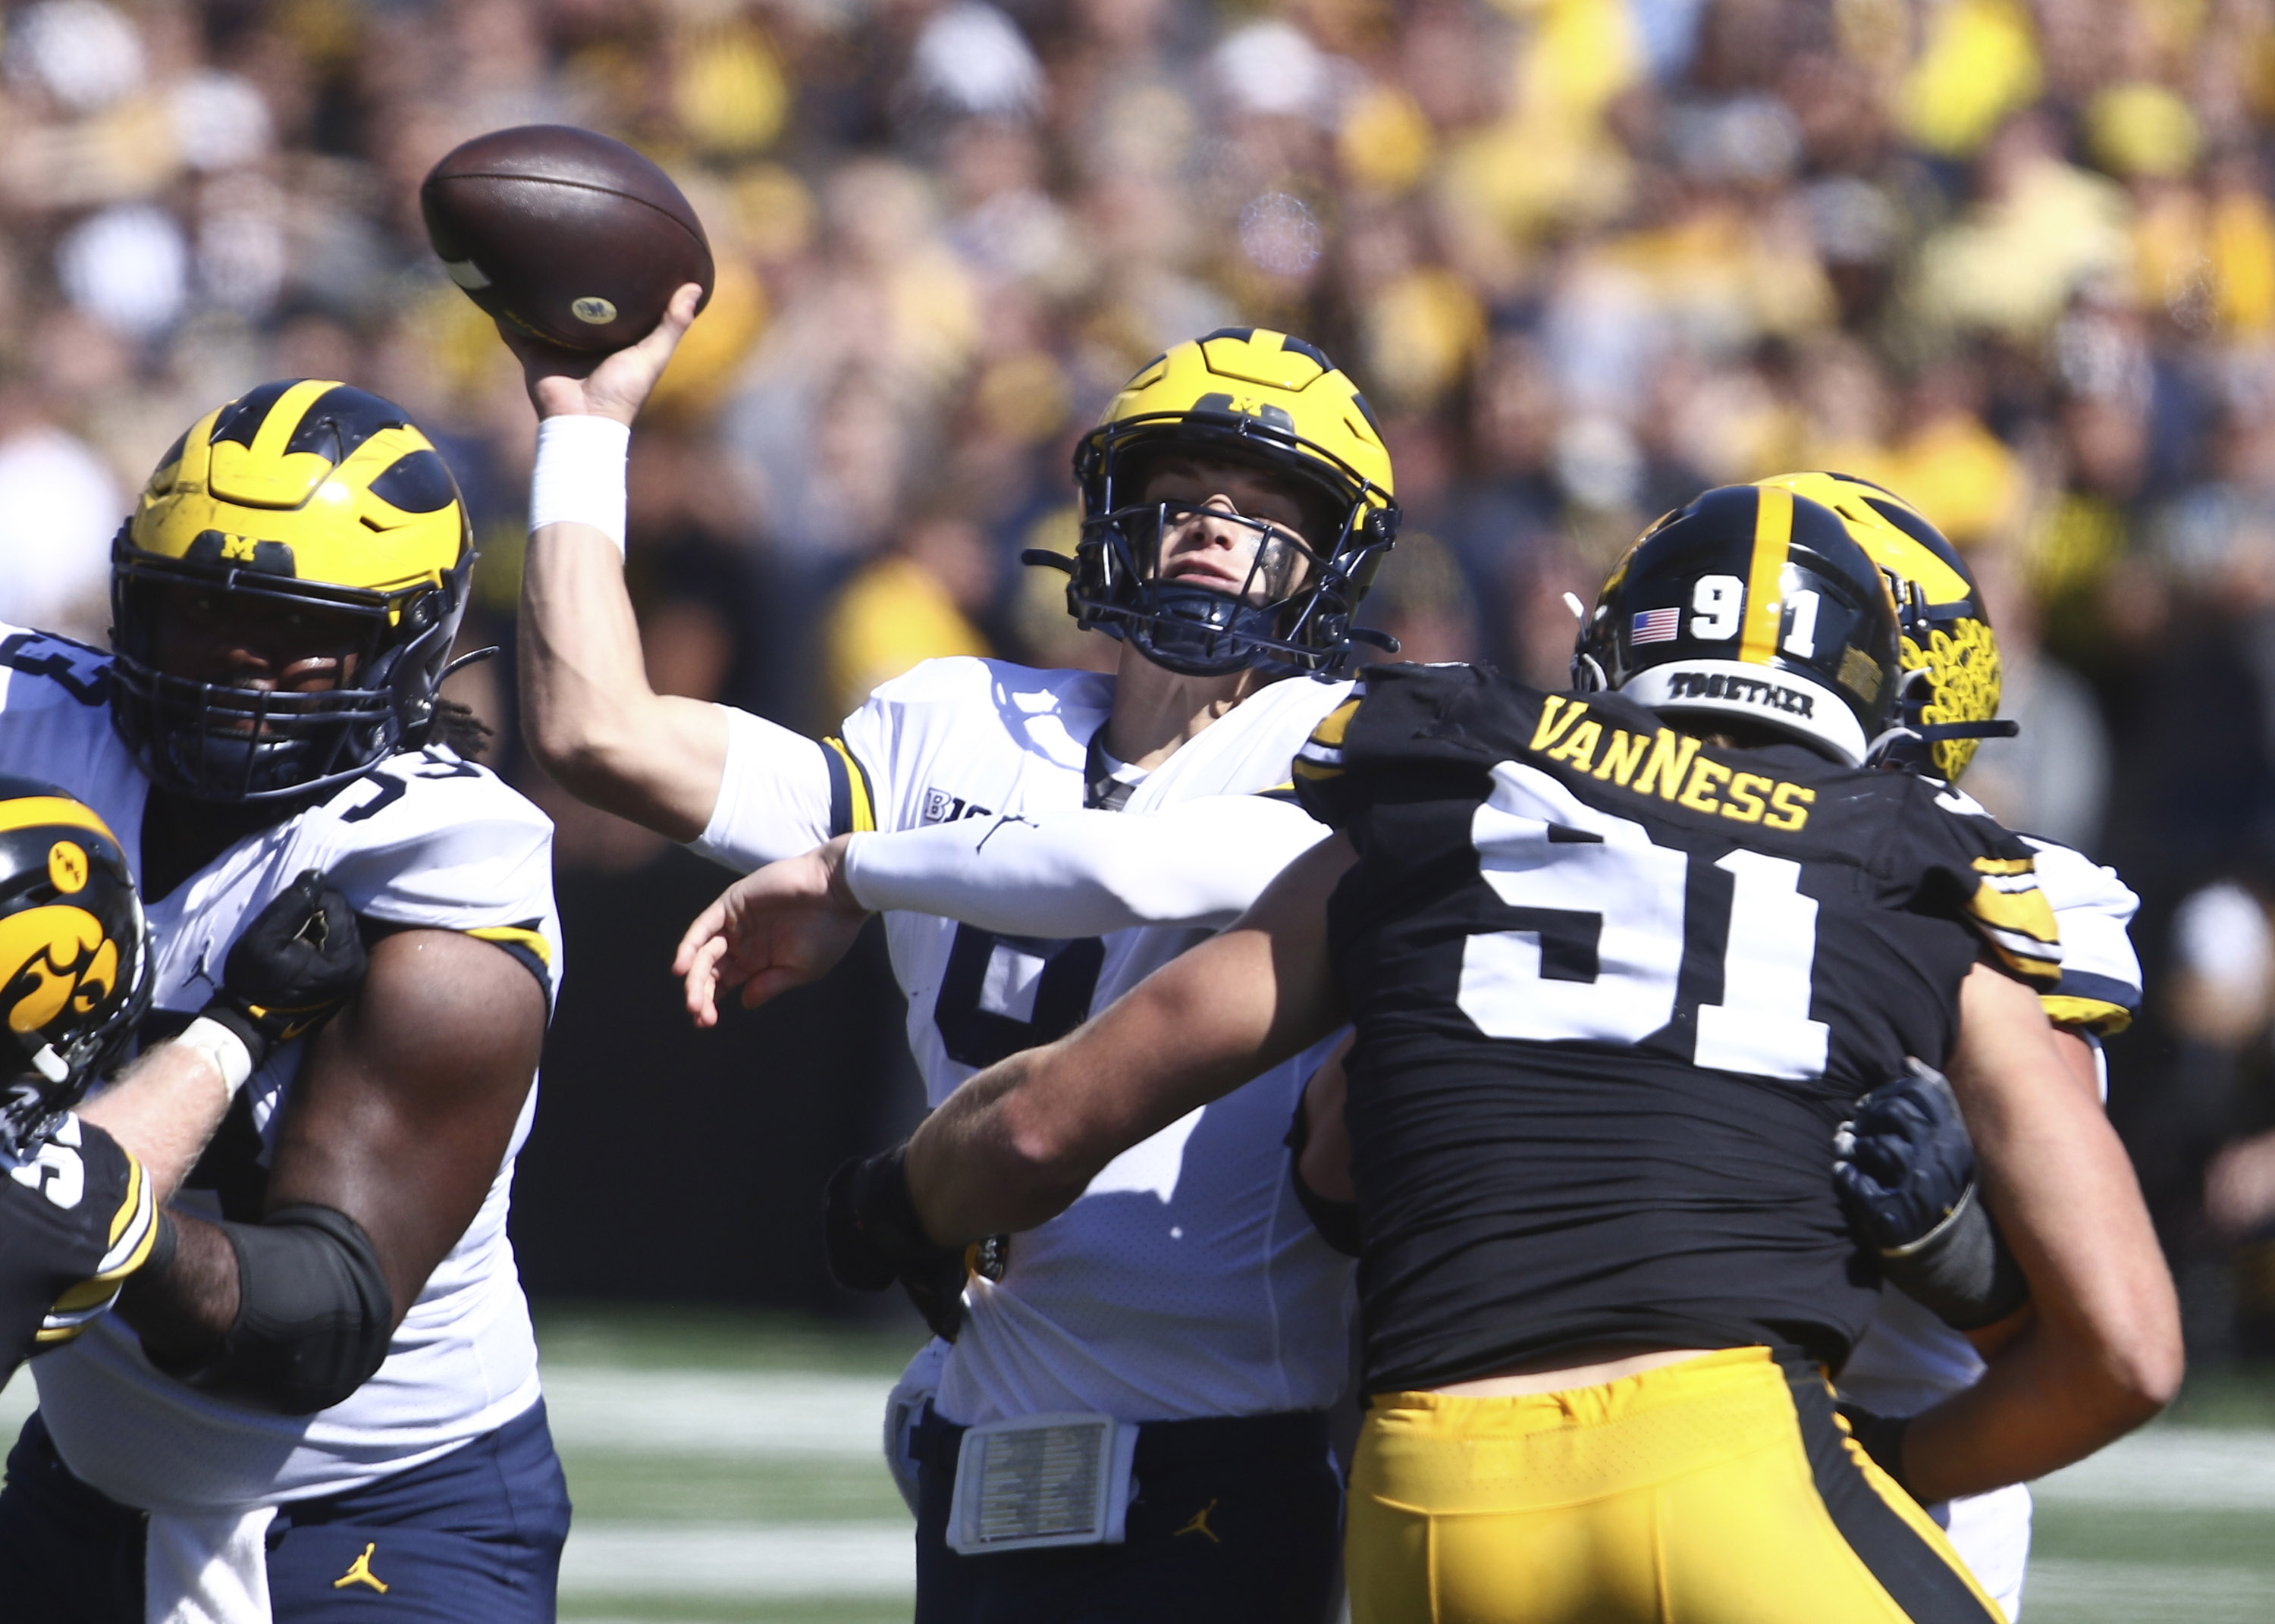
left=677, top=795, right=1330, bottom=1021
left=1899, top=963, right=2182, bottom=1503
left=513, top=283, right=833, bottom=848
left=903, top=834, right=1354, bottom=1240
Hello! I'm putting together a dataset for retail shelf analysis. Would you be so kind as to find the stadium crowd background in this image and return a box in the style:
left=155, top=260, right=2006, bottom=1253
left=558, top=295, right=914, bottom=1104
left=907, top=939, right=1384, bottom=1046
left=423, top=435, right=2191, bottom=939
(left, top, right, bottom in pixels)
left=2, top=0, right=2275, bottom=1364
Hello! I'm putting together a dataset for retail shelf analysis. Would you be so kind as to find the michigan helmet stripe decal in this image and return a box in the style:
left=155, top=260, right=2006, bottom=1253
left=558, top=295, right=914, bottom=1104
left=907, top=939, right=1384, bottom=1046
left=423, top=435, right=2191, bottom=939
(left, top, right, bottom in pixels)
left=248, top=380, right=341, bottom=465
left=0, top=797, right=118, bottom=843
left=1740, top=485, right=1792, bottom=666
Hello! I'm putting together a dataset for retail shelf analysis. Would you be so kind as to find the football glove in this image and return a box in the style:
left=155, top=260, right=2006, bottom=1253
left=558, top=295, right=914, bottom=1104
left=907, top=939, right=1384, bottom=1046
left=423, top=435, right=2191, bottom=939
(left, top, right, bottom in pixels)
left=824, top=1147, right=973, bottom=1341
left=1834, top=1059, right=2027, bottom=1329
left=200, top=870, right=368, bottom=1074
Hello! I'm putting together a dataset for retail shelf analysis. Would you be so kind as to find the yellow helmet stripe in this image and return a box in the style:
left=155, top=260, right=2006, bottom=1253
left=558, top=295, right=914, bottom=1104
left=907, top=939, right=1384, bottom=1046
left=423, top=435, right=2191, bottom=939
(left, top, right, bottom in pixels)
left=1739, top=485, right=1792, bottom=666
left=246, top=380, right=342, bottom=463
left=0, top=798, right=118, bottom=845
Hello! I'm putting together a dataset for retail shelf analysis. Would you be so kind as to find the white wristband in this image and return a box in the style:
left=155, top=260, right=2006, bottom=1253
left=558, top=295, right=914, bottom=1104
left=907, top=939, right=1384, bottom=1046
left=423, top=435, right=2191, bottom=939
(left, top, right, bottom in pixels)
left=174, top=1016, right=253, bottom=1099
left=529, top=413, right=632, bottom=556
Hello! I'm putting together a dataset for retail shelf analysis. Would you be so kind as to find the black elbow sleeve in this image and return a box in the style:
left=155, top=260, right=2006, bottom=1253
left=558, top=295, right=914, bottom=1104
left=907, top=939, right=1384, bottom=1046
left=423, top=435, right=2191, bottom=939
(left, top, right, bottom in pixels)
left=153, top=1203, right=394, bottom=1416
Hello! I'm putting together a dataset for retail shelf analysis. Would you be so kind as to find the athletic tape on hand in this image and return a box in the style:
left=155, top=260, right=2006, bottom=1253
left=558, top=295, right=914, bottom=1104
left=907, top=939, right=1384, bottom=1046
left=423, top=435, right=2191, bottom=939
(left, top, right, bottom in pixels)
left=529, top=414, right=632, bottom=556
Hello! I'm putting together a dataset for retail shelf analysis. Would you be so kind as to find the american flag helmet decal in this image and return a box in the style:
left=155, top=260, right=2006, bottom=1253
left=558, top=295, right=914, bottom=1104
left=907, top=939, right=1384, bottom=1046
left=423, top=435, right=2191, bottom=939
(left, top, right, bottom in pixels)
left=1631, top=607, right=1680, bottom=644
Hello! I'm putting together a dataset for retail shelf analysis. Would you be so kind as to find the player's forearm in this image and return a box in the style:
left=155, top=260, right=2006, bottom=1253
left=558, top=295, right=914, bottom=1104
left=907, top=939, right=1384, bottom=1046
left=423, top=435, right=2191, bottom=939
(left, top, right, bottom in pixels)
left=76, top=1045, right=234, bottom=1202
left=1902, top=1312, right=2161, bottom=1502
left=1924, top=964, right=2182, bottom=1497
left=517, top=519, right=726, bottom=838
left=843, top=797, right=1327, bottom=937
left=115, top=1209, right=240, bottom=1358
left=906, top=841, right=1354, bottom=1241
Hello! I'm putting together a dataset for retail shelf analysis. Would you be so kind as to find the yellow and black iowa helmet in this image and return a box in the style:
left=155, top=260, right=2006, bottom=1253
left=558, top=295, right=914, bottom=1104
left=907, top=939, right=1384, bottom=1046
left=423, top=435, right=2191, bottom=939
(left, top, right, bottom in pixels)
left=1034, top=328, right=1401, bottom=676
left=110, top=381, right=474, bottom=802
left=1754, top=471, right=2012, bottom=781
left=0, top=779, right=150, bottom=1160
left=1575, top=486, right=1903, bottom=765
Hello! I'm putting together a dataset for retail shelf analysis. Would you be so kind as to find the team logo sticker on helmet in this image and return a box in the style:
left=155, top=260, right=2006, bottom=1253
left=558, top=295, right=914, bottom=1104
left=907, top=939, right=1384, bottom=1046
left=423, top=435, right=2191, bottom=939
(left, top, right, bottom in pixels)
left=0, top=909, right=120, bottom=1039
left=571, top=297, right=617, bottom=324
left=0, top=779, right=150, bottom=1161
left=1032, top=328, right=1402, bottom=677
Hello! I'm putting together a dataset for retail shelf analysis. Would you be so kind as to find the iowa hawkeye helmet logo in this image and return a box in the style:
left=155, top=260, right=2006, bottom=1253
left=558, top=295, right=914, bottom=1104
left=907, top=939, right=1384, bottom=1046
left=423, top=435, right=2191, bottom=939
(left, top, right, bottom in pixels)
left=0, top=905, right=121, bottom=1038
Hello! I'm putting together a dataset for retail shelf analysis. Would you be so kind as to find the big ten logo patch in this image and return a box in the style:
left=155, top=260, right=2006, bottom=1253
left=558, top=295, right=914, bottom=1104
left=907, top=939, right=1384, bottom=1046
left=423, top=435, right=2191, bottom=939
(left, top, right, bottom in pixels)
left=921, top=788, right=995, bottom=826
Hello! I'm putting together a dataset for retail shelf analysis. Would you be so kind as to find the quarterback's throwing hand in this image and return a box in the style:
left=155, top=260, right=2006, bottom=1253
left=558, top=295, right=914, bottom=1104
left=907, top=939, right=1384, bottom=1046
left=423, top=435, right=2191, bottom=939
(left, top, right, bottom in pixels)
left=676, top=837, right=869, bottom=1027
left=502, top=281, right=704, bottom=427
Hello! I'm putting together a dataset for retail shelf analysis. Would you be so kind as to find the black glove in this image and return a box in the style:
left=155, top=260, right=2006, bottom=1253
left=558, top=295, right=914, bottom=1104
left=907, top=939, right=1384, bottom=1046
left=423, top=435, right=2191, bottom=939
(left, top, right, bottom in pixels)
left=824, top=1147, right=973, bottom=1341
left=1834, top=1058, right=1976, bottom=1252
left=201, top=871, right=367, bottom=1073
left=1834, top=1401, right=1916, bottom=1500
left=1834, top=1059, right=2027, bottom=1329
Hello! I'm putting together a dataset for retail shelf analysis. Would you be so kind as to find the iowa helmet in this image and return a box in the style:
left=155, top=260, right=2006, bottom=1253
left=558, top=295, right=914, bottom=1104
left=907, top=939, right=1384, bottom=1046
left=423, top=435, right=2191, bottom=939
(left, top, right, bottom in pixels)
left=0, top=781, right=150, bottom=1161
left=1575, top=485, right=1903, bottom=765
left=1755, top=471, right=2007, bottom=782
left=1035, top=328, right=1401, bottom=676
left=110, top=381, right=474, bottom=802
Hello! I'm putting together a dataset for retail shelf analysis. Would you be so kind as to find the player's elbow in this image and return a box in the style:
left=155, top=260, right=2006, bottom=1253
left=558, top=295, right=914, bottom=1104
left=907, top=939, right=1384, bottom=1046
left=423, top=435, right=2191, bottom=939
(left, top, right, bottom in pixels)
left=996, top=1094, right=1106, bottom=1221
left=2105, top=1322, right=2185, bottom=1419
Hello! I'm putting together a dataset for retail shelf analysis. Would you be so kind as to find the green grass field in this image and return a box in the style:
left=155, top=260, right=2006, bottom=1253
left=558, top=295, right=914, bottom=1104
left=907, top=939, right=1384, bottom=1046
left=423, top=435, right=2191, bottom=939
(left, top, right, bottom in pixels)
left=3, top=1307, right=2269, bottom=1621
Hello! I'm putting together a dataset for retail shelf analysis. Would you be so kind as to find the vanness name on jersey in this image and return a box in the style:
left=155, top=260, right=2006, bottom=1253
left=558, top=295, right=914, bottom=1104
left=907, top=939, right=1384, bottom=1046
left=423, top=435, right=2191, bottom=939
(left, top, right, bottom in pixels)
left=1529, top=696, right=1817, bottom=831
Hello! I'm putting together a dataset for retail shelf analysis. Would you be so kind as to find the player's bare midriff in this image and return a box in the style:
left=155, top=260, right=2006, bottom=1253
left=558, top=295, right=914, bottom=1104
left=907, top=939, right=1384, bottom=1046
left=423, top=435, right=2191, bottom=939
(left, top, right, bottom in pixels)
left=1430, top=1344, right=1718, bottom=1397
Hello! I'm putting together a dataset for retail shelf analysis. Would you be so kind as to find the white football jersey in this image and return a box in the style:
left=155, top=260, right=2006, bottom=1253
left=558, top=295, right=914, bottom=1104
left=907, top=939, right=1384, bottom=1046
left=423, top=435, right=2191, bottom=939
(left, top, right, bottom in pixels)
left=0, top=625, right=560, bottom=1515
left=1840, top=788, right=2140, bottom=1617
left=697, top=656, right=1356, bottom=1425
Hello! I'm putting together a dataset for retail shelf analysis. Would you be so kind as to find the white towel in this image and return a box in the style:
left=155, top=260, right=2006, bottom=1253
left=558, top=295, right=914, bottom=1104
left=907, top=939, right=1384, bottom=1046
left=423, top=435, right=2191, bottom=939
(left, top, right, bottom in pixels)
left=144, top=1504, right=275, bottom=1624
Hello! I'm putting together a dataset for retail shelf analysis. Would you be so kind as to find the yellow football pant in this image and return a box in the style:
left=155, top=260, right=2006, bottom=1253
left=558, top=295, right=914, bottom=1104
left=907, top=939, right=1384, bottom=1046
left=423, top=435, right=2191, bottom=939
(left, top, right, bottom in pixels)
left=1345, top=1346, right=2005, bottom=1624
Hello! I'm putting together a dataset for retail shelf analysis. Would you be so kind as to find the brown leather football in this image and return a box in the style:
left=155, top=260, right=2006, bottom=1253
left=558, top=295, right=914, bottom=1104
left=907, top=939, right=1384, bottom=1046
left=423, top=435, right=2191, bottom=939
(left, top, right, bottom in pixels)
left=421, top=125, right=714, bottom=353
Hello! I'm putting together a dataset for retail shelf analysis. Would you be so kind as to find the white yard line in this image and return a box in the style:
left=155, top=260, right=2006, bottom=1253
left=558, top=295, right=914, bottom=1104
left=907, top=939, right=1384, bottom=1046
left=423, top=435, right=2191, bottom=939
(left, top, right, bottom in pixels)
left=2032, top=1427, right=2275, bottom=1511
left=540, top=1366, right=893, bottom=1459
left=2024, top=1558, right=2275, bottom=1621
left=558, top=1521, right=913, bottom=1599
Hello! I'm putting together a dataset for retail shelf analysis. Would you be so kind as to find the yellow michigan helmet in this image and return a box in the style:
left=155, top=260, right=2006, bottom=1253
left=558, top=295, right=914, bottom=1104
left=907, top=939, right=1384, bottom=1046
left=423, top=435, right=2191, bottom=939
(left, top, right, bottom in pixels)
left=0, top=777, right=149, bottom=1159
left=1037, top=328, right=1401, bottom=676
left=1754, top=471, right=2010, bottom=781
left=110, top=381, right=475, bottom=801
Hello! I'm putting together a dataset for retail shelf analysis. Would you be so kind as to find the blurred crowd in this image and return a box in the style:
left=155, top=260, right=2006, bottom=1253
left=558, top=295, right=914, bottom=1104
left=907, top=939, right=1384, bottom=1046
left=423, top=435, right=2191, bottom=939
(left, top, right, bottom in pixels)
left=9, top=0, right=2275, bottom=1353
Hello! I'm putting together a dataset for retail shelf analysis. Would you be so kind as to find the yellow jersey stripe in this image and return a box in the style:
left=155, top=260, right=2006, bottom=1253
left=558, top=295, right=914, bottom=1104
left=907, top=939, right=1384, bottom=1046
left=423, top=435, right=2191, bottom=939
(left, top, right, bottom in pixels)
left=1968, top=880, right=2060, bottom=945
left=466, top=924, right=554, bottom=968
left=1739, top=485, right=1792, bottom=666
left=824, top=737, right=877, bottom=834
left=0, top=796, right=118, bottom=843
left=108, top=1152, right=143, bottom=1246
left=2041, top=995, right=2133, bottom=1035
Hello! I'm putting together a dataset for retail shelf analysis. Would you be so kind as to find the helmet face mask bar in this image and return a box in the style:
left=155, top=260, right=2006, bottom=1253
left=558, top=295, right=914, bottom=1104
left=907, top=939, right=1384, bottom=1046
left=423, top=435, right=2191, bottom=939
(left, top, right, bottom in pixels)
left=1039, top=331, right=1401, bottom=679
left=108, top=380, right=475, bottom=804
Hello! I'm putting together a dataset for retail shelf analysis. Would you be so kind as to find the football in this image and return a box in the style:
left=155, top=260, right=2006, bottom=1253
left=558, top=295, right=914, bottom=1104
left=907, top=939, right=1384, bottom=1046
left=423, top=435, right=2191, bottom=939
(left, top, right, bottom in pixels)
left=420, top=125, right=714, bottom=353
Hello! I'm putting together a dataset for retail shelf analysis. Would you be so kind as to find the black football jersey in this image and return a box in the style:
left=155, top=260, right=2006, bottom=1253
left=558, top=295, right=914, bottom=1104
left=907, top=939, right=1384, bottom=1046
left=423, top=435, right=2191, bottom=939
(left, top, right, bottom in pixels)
left=0, top=1114, right=154, bottom=1381
left=1291, top=663, right=2059, bottom=1393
